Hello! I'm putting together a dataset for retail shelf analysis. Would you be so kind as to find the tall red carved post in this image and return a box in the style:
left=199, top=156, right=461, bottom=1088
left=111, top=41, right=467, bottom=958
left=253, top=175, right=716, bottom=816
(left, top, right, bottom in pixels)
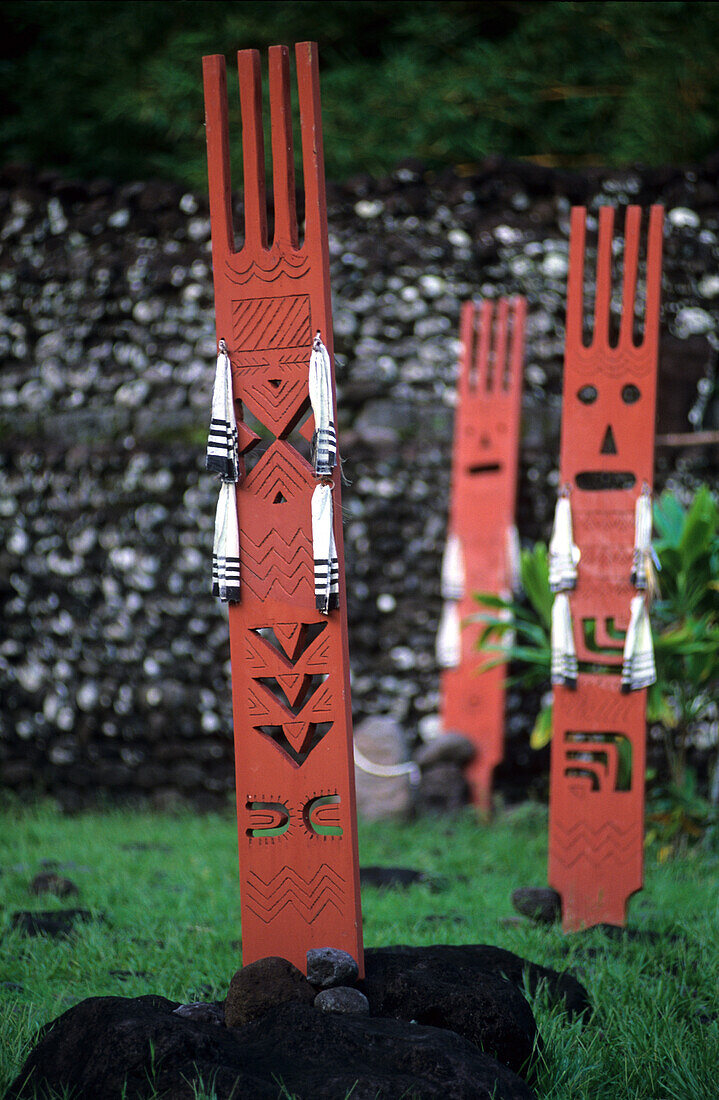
left=202, top=44, right=363, bottom=973
left=548, top=206, right=663, bottom=930
left=439, top=298, right=526, bottom=813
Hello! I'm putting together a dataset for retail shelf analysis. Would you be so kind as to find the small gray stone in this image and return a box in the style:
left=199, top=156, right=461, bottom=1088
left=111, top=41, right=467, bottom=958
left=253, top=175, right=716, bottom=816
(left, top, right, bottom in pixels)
left=314, top=987, right=370, bottom=1015
left=354, top=716, right=413, bottom=822
left=511, top=887, right=562, bottom=924
left=306, top=947, right=359, bottom=990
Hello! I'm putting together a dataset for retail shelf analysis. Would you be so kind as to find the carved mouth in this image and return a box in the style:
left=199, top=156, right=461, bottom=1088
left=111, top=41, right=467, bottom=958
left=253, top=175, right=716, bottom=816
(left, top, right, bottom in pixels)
left=467, top=463, right=502, bottom=475
left=576, top=471, right=636, bottom=491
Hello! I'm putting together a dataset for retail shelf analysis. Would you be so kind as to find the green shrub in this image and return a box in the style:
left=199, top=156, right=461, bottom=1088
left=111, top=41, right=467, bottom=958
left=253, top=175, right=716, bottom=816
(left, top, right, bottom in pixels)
left=473, top=488, right=719, bottom=834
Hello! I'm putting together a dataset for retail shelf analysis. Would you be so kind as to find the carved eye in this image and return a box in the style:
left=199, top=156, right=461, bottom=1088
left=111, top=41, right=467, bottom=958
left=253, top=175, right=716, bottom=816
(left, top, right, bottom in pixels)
left=578, top=385, right=597, bottom=404
left=622, top=384, right=641, bottom=404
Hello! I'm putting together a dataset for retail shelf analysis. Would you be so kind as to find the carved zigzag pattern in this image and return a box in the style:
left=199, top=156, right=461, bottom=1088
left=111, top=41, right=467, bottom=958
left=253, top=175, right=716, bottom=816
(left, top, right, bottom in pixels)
left=551, top=820, right=642, bottom=868
left=242, top=528, right=312, bottom=601
left=245, top=863, right=345, bottom=924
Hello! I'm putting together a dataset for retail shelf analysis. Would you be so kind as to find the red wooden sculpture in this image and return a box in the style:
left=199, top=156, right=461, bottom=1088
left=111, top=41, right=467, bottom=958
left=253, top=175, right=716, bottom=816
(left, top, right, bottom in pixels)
left=439, top=297, right=526, bottom=813
left=548, top=205, right=664, bottom=931
left=202, top=44, right=363, bottom=973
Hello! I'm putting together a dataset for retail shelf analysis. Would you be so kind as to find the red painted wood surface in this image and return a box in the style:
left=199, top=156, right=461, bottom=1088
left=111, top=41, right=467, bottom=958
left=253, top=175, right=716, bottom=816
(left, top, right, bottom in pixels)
left=440, top=298, right=526, bottom=812
left=549, top=205, right=664, bottom=931
left=202, top=44, right=363, bottom=974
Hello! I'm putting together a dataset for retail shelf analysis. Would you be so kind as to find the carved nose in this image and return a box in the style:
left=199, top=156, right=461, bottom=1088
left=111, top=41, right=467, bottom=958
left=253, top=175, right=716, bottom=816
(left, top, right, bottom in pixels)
left=600, top=425, right=617, bottom=455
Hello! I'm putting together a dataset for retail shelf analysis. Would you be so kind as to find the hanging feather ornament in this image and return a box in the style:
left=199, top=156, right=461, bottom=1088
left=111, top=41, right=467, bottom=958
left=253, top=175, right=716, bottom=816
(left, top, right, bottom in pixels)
left=631, top=484, right=659, bottom=597
left=436, top=601, right=461, bottom=669
left=206, top=339, right=240, bottom=603
left=551, top=592, right=578, bottom=689
left=506, top=523, right=522, bottom=594
left=440, top=532, right=465, bottom=600
left=308, top=332, right=337, bottom=477
left=312, top=483, right=339, bottom=613
left=211, top=480, right=241, bottom=603
left=206, top=339, right=238, bottom=481
left=549, top=490, right=580, bottom=592
left=621, top=594, right=656, bottom=692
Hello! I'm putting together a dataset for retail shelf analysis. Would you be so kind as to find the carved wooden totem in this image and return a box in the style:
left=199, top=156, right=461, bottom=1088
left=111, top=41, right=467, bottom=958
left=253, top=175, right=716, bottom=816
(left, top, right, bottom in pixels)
left=440, top=297, right=526, bottom=812
left=202, top=44, right=363, bottom=972
left=548, top=205, right=664, bottom=930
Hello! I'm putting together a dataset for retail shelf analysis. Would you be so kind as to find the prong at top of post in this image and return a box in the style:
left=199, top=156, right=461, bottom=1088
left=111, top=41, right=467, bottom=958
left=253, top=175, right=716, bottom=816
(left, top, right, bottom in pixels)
left=506, top=296, right=527, bottom=393
left=490, top=297, right=509, bottom=392
left=618, top=206, right=641, bottom=348
left=474, top=299, right=493, bottom=393
left=592, top=206, right=615, bottom=350
left=237, top=49, right=268, bottom=250
left=642, top=205, right=664, bottom=349
left=295, top=42, right=326, bottom=251
left=202, top=54, right=234, bottom=259
left=566, top=206, right=587, bottom=351
left=459, top=301, right=475, bottom=397
left=269, top=45, right=298, bottom=250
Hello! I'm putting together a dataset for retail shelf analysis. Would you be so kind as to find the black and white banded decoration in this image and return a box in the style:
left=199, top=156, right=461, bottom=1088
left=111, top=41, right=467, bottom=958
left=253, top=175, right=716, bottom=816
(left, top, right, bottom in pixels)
left=206, top=340, right=240, bottom=602
left=308, top=331, right=337, bottom=477
left=206, top=339, right=239, bottom=481
left=548, top=490, right=580, bottom=593
left=622, top=486, right=657, bottom=691
left=435, top=532, right=464, bottom=668
left=551, top=592, right=578, bottom=689
left=308, top=333, right=339, bottom=614
left=630, top=484, right=658, bottom=594
left=312, top=483, right=339, bottom=613
left=549, top=489, right=580, bottom=688
left=621, top=594, right=656, bottom=692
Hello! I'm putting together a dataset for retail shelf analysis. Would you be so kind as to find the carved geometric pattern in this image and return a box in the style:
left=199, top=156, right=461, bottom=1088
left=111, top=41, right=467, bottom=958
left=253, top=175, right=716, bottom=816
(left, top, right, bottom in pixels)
left=244, top=863, right=345, bottom=924
left=243, top=441, right=312, bottom=501
left=551, top=820, right=643, bottom=868
left=225, top=249, right=309, bottom=286
left=241, top=528, right=313, bottom=602
left=243, top=377, right=307, bottom=428
left=254, top=721, right=332, bottom=765
left=232, top=295, right=311, bottom=351
left=245, top=622, right=329, bottom=673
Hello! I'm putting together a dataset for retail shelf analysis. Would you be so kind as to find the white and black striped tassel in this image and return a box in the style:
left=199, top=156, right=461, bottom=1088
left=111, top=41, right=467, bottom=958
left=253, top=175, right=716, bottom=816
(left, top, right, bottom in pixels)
left=631, top=486, right=657, bottom=592
left=308, top=332, right=337, bottom=477
left=440, top=532, right=465, bottom=601
left=435, top=601, right=461, bottom=669
left=312, top=483, right=339, bottom=613
left=621, top=594, right=656, bottom=692
left=551, top=592, right=577, bottom=689
left=206, top=340, right=238, bottom=481
left=212, top=480, right=240, bottom=603
left=549, top=493, right=580, bottom=593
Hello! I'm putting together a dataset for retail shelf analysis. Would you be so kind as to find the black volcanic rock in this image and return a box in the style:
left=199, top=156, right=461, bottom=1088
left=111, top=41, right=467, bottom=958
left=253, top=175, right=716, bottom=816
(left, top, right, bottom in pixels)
left=7, top=995, right=537, bottom=1100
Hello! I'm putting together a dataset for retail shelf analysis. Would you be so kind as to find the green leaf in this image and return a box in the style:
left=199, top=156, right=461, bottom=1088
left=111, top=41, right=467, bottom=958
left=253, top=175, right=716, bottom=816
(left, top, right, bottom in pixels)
left=530, top=704, right=553, bottom=749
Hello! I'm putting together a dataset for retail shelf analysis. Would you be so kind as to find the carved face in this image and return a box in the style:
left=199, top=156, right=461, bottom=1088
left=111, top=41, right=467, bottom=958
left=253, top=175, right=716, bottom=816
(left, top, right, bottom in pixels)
left=564, top=357, right=653, bottom=493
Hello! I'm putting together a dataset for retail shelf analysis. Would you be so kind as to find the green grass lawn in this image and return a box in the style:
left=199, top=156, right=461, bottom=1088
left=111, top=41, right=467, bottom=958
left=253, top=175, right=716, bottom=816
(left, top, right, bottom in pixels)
left=1, top=801, right=718, bottom=1099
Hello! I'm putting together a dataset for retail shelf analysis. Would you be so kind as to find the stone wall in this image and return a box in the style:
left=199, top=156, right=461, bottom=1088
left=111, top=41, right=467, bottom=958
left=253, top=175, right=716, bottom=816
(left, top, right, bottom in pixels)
left=1, top=157, right=717, bottom=808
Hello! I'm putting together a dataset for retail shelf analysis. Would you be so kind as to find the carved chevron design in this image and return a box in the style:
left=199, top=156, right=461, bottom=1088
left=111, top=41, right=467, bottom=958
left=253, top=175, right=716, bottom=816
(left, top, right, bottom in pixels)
left=242, top=528, right=313, bottom=601
left=244, top=863, right=345, bottom=924
left=551, top=820, right=641, bottom=868
left=243, top=442, right=312, bottom=502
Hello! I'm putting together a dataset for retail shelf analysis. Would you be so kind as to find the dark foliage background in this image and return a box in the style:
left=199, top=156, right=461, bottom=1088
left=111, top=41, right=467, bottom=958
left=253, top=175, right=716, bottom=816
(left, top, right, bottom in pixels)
left=1, top=1, right=719, bottom=186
